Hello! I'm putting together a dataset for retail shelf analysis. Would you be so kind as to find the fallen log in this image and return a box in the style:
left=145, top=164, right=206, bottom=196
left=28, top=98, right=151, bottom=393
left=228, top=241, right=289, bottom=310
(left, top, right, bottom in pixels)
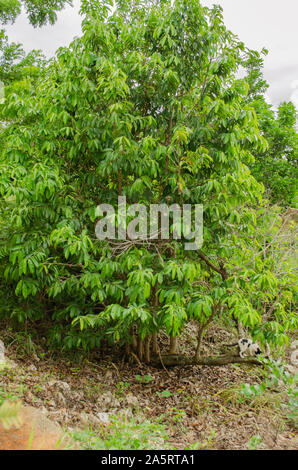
left=150, top=353, right=262, bottom=367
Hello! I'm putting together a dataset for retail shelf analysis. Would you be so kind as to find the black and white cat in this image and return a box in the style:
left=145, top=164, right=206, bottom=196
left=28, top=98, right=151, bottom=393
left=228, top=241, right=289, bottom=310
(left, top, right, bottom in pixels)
left=238, top=338, right=261, bottom=358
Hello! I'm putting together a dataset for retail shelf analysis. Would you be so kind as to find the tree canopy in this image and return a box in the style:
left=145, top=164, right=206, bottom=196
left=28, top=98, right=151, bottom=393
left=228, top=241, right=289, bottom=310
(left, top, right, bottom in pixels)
left=0, top=0, right=297, bottom=365
left=0, top=0, right=71, bottom=26
left=242, top=49, right=298, bottom=207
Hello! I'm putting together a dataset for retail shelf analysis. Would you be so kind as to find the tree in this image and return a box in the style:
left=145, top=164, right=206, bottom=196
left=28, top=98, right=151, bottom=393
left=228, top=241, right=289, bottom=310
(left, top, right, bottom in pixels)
left=0, top=0, right=71, bottom=88
left=0, top=29, right=45, bottom=85
left=0, top=0, right=296, bottom=365
left=0, top=0, right=72, bottom=27
left=251, top=101, right=298, bottom=207
left=242, top=49, right=298, bottom=207
left=0, top=29, right=45, bottom=140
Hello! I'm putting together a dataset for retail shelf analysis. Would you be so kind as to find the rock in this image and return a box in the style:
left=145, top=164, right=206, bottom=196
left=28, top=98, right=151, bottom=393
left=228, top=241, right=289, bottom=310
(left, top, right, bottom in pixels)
left=48, top=380, right=57, bottom=387
left=0, top=341, right=16, bottom=370
left=49, top=380, right=71, bottom=400
left=57, top=381, right=71, bottom=392
left=7, top=360, right=17, bottom=368
left=88, top=414, right=102, bottom=427
left=0, top=405, right=74, bottom=450
left=0, top=359, right=17, bottom=370
left=100, top=391, right=120, bottom=410
left=125, top=394, right=139, bottom=408
left=97, top=412, right=110, bottom=424
left=56, top=381, right=71, bottom=396
left=285, top=364, right=297, bottom=375
left=47, top=400, right=56, bottom=408
left=80, top=412, right=89, bottom=425
left=25, top=392, right=35, bottom=402
left=79, top=412, right=107, bottom=428
left=104, top=370, right=114, bottom=380
left=56, top=392, right=66, bottom=406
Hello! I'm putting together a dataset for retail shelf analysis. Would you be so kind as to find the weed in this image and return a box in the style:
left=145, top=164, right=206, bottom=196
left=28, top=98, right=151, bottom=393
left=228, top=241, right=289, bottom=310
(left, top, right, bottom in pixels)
left=135, top=374, right=153, bottom=384
left=239, top=358, right=298, bottom=427
left=72, top=412, right=169, bottom=450
left=184, top=429, right=216, bottom=450
left=247, top=434, right=263, bottom=450
left=115, top=381, right=131, bottom=397
left=156, top=390, right=172, bottom=398
left=84, top=382, right=102, bottom=398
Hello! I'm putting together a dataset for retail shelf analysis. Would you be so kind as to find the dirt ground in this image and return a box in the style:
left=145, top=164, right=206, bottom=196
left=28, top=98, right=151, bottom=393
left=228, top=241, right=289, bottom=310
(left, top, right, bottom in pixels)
left=0, top=323, right=297, bottom=450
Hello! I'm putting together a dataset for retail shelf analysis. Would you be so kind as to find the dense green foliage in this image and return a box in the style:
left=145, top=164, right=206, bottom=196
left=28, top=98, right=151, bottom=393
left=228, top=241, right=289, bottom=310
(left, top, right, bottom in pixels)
left=0, top=30, right=44, bottom=85
left=0, top=0, right=297, bottom=361
left=0, top=0, right=70, bottom=90
left=251, top=102, right=298, bottom=207
left=242, top=50, right=298, bottom=206
left=0, top=0, right=71, bottom=26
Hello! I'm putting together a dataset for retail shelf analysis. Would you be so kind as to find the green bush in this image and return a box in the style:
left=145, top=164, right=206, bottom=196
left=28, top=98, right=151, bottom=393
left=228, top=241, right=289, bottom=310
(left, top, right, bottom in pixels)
left=0, top=0, right=296, bottom=361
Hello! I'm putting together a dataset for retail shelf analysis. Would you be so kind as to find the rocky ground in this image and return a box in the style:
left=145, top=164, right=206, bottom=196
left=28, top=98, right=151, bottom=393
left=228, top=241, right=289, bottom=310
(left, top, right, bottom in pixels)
left=0, top=322, right=297, bottom=450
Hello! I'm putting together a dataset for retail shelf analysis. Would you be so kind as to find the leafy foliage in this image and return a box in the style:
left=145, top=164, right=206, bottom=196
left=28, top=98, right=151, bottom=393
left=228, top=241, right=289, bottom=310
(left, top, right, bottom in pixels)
left=72, top=412, right=169, bottom=450
left=242, top=49, right=298, bottom=207
left=0, top=0, right=296, bottom=361
left=0, top=30, right=45, bottom=86
left=0, top=0, right=72, bottom=26
left=240, top=358, right=298, bottom=428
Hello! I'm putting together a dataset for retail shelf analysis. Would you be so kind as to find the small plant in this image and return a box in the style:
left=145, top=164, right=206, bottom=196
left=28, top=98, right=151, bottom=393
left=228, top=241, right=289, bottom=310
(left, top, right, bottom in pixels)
left=168, top=408, right=186, bottom=423
left=85, top=382, right=102, bottom=398
left=239, top=358, right=298, bottom=427
left=116, top=381, right=131, bottom=396
left=184, top=429, right=216, bottom=450
left=239, top=382, right=267, bottom=403
left=135, top=374, right=153, bottom=384
left=247, top=434, right=263, bottom=450
left=33, top=384, right=43, bottom=394
left=72, top=412, right=169, bottom=450
left=8, top=333, right=37, bottom=358
left=0, top=385, right=20, bottom=403
left=158, top=407, right=187, bottom=433
left=156, top=390, right=172, bottom=398
left=0, top=400, right=22, bottom=429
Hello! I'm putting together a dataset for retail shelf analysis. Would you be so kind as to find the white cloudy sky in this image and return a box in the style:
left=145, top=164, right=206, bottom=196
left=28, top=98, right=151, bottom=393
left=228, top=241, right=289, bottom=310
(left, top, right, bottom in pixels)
left=4, top=0, right=298, bottom=109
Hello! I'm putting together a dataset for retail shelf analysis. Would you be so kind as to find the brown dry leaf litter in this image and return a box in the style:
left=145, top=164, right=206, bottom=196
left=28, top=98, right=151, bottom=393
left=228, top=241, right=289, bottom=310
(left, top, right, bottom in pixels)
left=0, top=323, right=297, bottom=450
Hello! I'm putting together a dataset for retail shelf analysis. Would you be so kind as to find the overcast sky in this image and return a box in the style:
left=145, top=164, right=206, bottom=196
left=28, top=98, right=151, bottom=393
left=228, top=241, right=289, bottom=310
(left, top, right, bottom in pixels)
left=4, top=0, right=298, bottom=109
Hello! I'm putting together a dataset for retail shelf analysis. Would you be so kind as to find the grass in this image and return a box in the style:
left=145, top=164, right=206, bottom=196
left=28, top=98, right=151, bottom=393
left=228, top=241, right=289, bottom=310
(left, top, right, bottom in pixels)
left=71, top=412, right=169, bottom=450
left=247, top=434, right=264, bottom=450
left=217, top=358, right=298, bottom=428
left=71, top=410, right=219, bottom=451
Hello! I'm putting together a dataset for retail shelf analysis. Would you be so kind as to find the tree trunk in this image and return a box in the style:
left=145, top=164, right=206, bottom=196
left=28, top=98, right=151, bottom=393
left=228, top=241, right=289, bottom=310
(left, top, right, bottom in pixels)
left=144, top=336, right=151, bottom=363
left=169, top=336, right=179, bottom=354
left=195, top=302, right=220, bottom=361
left=137, top=337, right=144, bottom=361
left=152, top=332, right=158, bottom=354
left=130, top=326, right=138, bottom=351
left=151, top=353, right=262, bottom=367
left=125, top=342, right=131, bottom=356
left=195, top=326, right=204, bottom=361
